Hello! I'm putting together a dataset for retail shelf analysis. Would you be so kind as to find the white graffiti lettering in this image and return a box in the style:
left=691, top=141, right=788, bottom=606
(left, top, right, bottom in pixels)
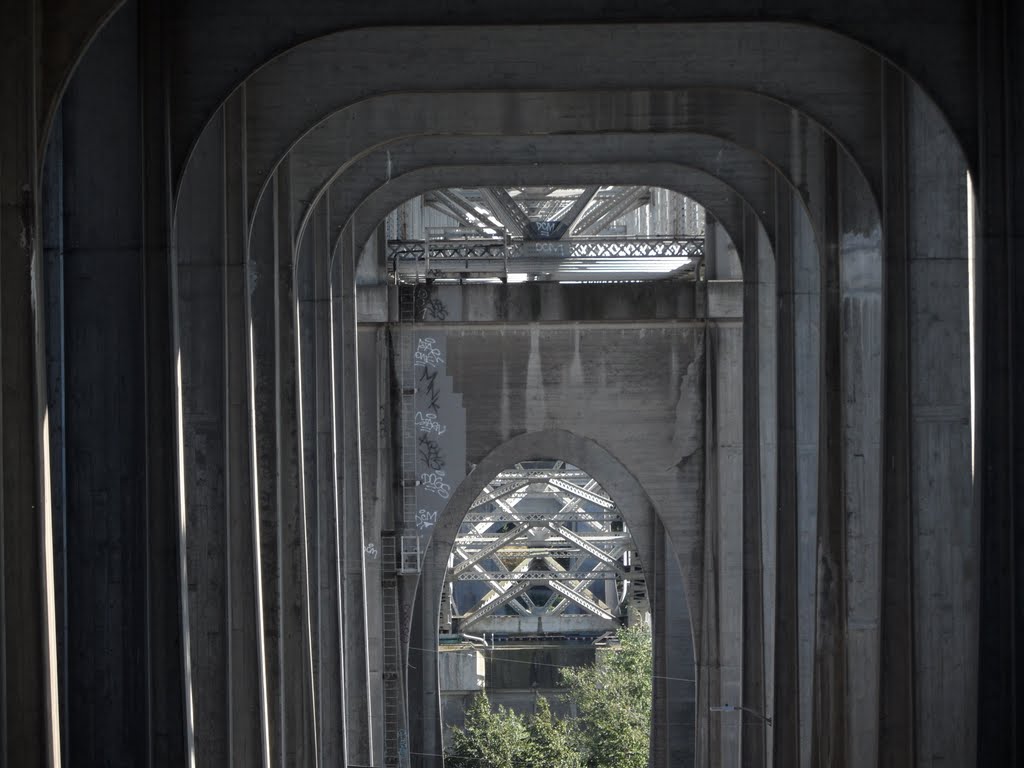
left=415, top=508, right=438, bottom=530
left=365, top=542, right=378, bottom=559
left=420, top=471, right=451, bottom=499
left=414, top=337, right=444, bottom=367
left=415, top=411, right=447, bottom=435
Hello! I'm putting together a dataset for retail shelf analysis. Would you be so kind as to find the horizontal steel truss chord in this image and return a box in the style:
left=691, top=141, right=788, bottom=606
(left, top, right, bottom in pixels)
left=452, top=569, right=623, bottom=582
left=388, top=236, right=703, bottom=262
left=388, top=236, right=703, bottom=282
left=461, top=511, right=623, bottom=524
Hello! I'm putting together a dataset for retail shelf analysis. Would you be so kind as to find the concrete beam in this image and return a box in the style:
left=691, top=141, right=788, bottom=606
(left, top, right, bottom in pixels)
left=231, top=23, right=886, bottom=214
left=284, top=88, right=849, bottom=251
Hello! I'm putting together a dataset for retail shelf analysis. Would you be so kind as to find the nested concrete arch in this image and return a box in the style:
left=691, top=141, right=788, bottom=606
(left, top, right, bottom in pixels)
left=276, top=87, right=861, bottom=247
left=211, top=22, right=890, bottom=207
left=165, top=16, right=972, bottom=768
left=409, top=428, right=694, bottom=768
left=314, top=138, right=783, bottom=265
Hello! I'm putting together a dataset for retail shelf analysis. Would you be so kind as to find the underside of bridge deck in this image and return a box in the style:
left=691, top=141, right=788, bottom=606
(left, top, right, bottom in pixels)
left=0, top=2, right=1022, bottom=767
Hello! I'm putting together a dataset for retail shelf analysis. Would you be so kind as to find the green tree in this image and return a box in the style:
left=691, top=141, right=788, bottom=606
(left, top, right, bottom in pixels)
left=559, top=625, right=652, bottom=768
left=523, top=696, right=583, bottom=768
left=446, top=691, right=530, bottom=768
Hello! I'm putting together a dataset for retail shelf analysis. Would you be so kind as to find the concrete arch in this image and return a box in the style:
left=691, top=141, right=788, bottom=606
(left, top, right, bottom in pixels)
left=159, top=13, right=967, bottom=768
left=410, top=428, right=694, bottom=768
left=279, top=87, right=858, bottom=247
left=0, top=5, right=1001, bottom=768
left=210, top=23, right=889, bottom=198
left=314, top=136, right=809, bottom=265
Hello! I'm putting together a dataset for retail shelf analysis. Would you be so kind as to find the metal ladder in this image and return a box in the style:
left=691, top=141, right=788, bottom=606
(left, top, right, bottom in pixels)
left=381, top=536, right=400, bottom=767
left=398, top=286, right=417, bottom=531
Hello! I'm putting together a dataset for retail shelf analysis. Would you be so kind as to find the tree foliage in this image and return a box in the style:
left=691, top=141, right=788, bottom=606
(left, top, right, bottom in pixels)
left=446, top=691, right=530, bottom=768
left=523, top=695, right=583, bottom=768
left=444, top=625, right=652, bottom=768
left=560, top=624, right=652, bottom=768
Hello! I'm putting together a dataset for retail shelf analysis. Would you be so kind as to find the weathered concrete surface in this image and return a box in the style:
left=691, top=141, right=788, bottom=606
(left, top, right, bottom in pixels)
left=357, top=283, right=698, bottom=325
left=59, top=7, right=148, bottom=763
left=279, top=88, right=859, bottom=246
left=408, top=426, right=699, bottom=767
left=0, top=1, right=60, bottom=766
left=905, top=81, right=975, bottom=768
left=5, top=5, right=1020, bottom=768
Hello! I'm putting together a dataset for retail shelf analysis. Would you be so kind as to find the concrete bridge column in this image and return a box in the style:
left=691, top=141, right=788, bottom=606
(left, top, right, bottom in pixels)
left=309, top=191, right=347, bottom=766
left=0, top=0, right=60, bottom=765
left=903, top=78, right=975, bottom=768
left=976, top=5, right=1024, bottom=763
left=771, top=178, right=800, bottom=768
left=175, top=89, right=270, bottom=767
left=837, top=149, right=884, bottom=768
left=877, top=63, right=916, bottom=768
left=248, top=154, right=319, bottom=765
left=741, top=204, right=773, bottom=768
left=809, top=135, right=885, bottom=768
left=249, top=156, right=284, bottom=766
left=56, top=8, right=148, bottom=764
left=702, top=216, right=744, bottom=768
left=756, top=194, right=778, bottom=766
left=333, top=225, right=373, bottom=764
left=41, top=2, right=187, bottom=763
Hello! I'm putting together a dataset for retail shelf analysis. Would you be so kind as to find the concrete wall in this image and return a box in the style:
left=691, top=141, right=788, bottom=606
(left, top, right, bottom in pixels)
left=3, top=5, right=1015, bottom=768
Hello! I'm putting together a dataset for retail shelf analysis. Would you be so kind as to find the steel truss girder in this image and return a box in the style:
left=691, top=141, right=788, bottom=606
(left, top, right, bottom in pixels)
left=423, top=195, right=473, bottom=228
left=485, top=469, right=591, bottom=481
left=461, top=511, right=622, bottom=524
left=547, top=580, right=617, bottom=621
left=388, top=237, right=703, bottom=263
left=433, top=189, right=498, bottom=236
left=547, top=478, right=615, bottom=508
left=453, top=546, right=533, bottom=615
left=546, top=522, right=626, bottom=573
left=455, top=533, right=631, bottom=546
left=549, top=563, right=622, bottom=616
left=453, top=569, right=621, bottom=582
left=468, top=479, right=532, bottom=509
left=478, top=187, right=530, bottom=235
left=570, top=185, right=651, bottom=236
left=557, top=185, right=600, bottom=236
left=452, top=523, right=532, bottom=575
left=461, top=581, right=535, bottom=628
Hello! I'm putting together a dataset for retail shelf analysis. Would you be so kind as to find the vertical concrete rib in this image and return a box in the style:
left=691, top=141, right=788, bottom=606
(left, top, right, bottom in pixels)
left=811, top=136, right=847, bottom=768
left=837, top=149, right=884, bottom=768
left=975, top=3, right=1020, bottom=764
left=140, top=0, right=189, bottom=761
left=249, top=172, right=283, bottom=764
left=708, top=226, right=744, bottom=768
left=274, top=159, right=318, bottom=765
left=772, top=179, right=800, bottom=767
left=741, top=207, right=767, bottom=768
left=791, top=118, right=824, bottom=768
left=177, top=105, right=228, bottom=768
left=41, top=108, right=68, bottom=768
left=905, top=82, right=975, bottom=768
left=295, top=197, right=322, bottom=765
left=334, top=227, right=372, bottom=765
left=223, top=86, right=270, bottom=767
left=0, top=0, right=60, bottom=764
left=59, top=6, right=149, bottom=763
left=878, top=63, right=916, bottom=768
left=758, top=198, right=779, bottom=765
left=317, top=190, right=346, bottom=766
left=650, top=515, right=669, bottom=768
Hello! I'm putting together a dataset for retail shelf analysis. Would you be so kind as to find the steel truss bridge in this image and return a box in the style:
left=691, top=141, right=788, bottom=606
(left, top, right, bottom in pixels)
left=443, top=461, right=647, bottom=635
left=388, top=236, right=703, bottom=283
